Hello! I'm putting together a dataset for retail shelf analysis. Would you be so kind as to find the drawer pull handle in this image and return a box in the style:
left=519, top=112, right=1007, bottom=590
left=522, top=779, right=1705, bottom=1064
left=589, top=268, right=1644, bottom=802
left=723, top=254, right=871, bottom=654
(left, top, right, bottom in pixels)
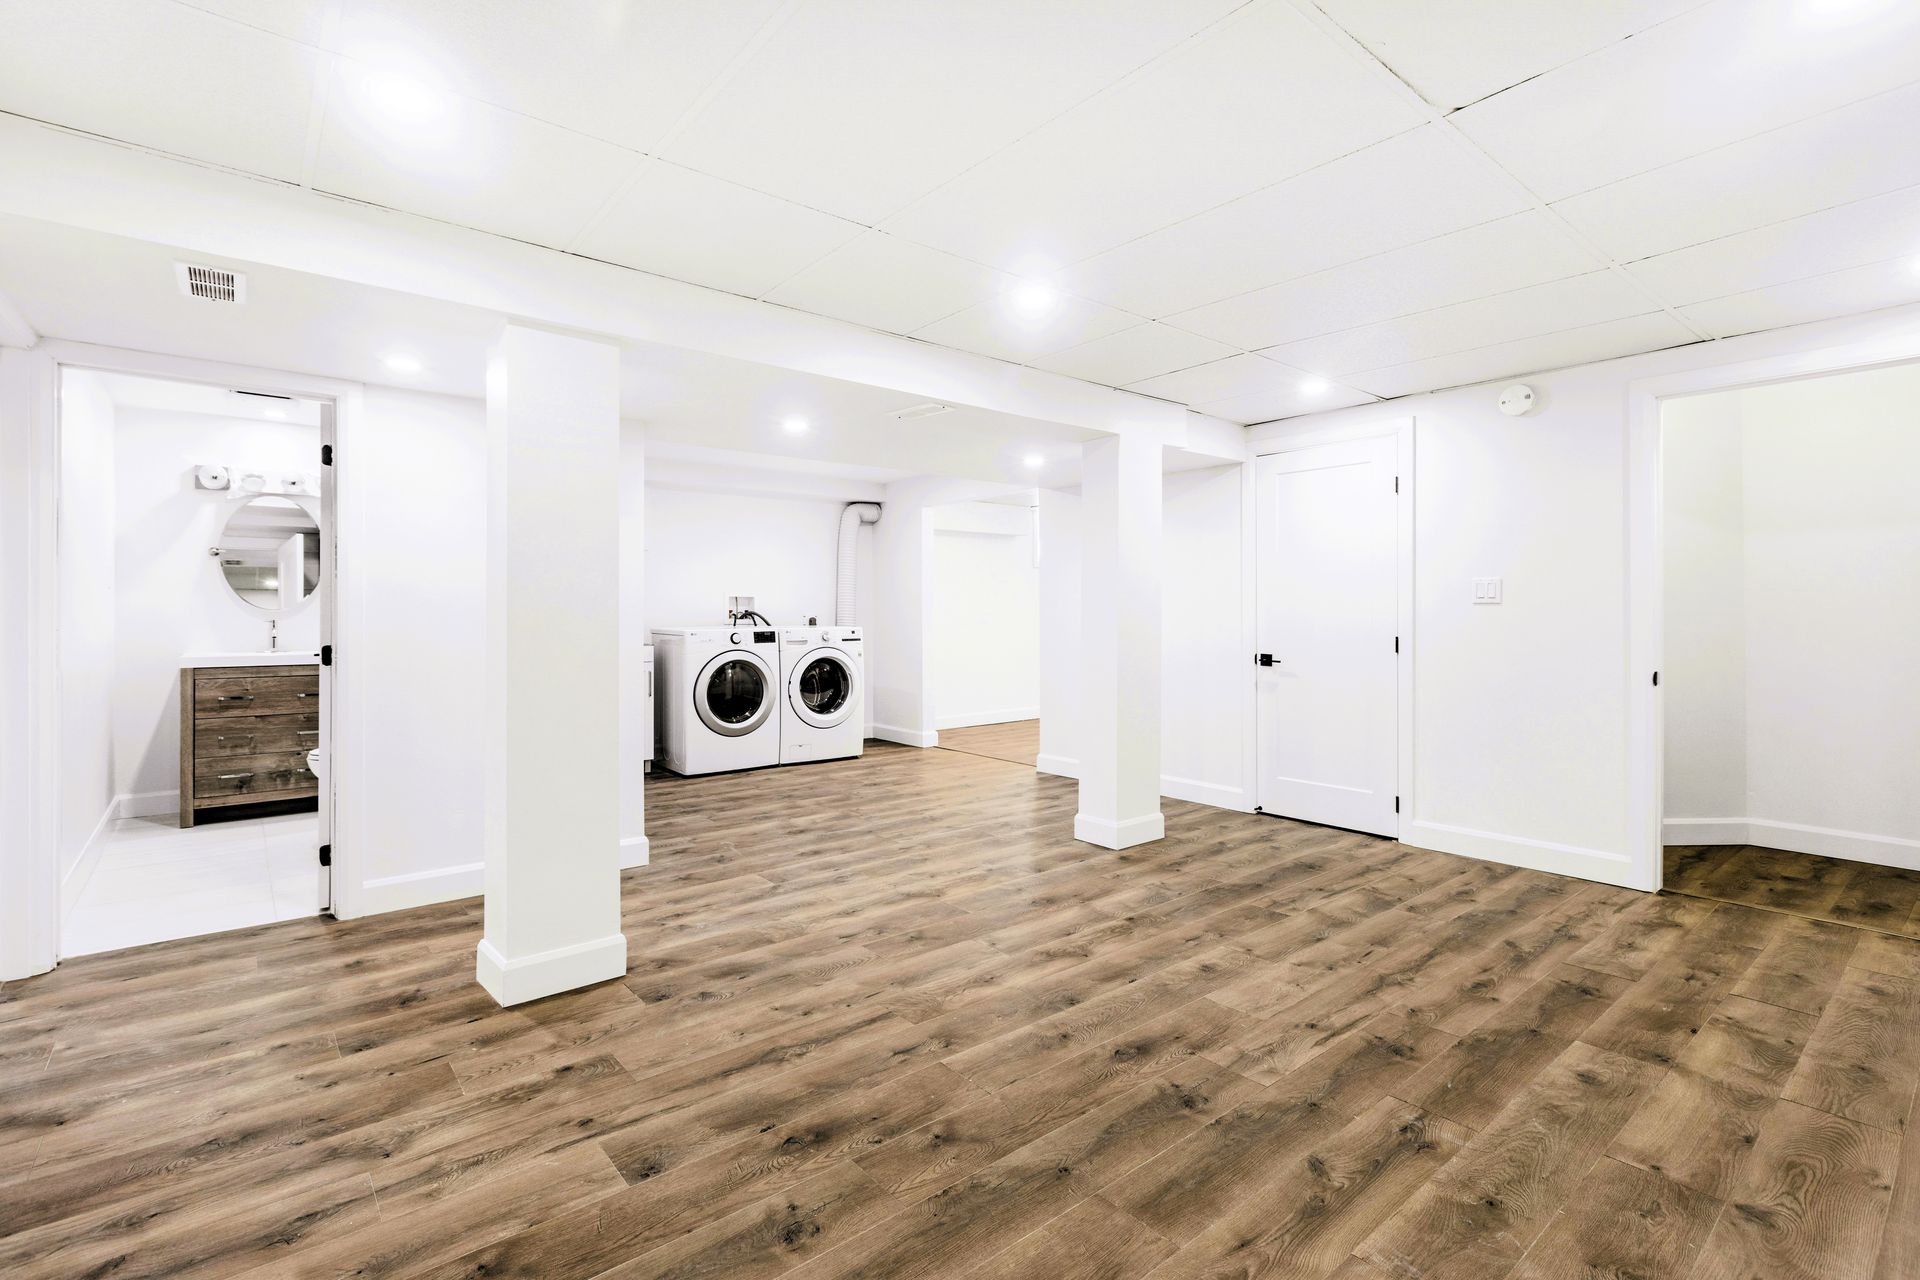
left=294, top=692, right=315, bottom=699
left=298, top=730, right=319, bottom=737
left=217, top=694, right=254, bottom=702
left=216, top=772, right=254, bottom=781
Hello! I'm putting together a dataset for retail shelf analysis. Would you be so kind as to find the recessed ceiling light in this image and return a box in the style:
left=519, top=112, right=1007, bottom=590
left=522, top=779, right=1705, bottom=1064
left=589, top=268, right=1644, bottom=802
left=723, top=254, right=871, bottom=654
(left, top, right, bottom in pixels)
left=1299, top=377, right=1331, bottom=396
left=1800, top=0, right=1889, bottom=23
left=1023, top=453, right=1045, bottom=469
left=1010, top=283, right=1057, bottom=316
left=264, top=407, right=288, bottom=421
left=383, top=353, right=423, bottom=375
left=781, top=416, right=810, bottom=435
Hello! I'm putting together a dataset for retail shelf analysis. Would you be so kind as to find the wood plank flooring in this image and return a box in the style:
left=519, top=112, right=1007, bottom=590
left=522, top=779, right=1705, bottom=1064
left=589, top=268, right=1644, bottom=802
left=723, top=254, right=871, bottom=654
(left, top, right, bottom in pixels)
left=1666, top=843, right=1920, bottom=938
left=3, top=744, right=1917, bottom=1279
left=935, top=719, right=1040, bottom=767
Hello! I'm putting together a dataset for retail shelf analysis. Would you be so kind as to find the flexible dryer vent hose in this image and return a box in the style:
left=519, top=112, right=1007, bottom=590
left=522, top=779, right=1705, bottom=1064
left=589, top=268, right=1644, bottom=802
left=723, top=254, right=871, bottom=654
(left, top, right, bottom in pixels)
left=836, top=502, right=881, bottom=625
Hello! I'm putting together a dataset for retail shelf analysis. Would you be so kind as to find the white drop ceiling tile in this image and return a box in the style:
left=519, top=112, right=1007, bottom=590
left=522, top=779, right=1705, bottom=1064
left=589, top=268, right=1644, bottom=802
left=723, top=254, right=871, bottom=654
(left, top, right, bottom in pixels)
left=1267, top=271, right=1654, bottom=376
left=1315, top=0, right=1700, bottom=110
left=312, top=63, right=638, bottom=248
left=1553, top=82, right=1920, bottom=262
left=662, top=0, right=1248, bottom=226
left=1623, top=184, right=1920, bottom=306
left=1125, top=353, right=1307, bottom=406
left=762, top=233, right=1013, bottom=335
left=181, top=0, right=332, bottom=41
left=1201, top=382, right=1378, bottom=425
left=884, top=2, right=1421, bottom=272
left=1348, top=312, right=1698, bottom=399
left=0, top=0, right=319, bottom=181
left=331, top=0, right=787, bottom=153
left=1173, top=211, right=1603, bottom=351
left=1679, top=258, right=1920, bottom=339
left=1060, top=126, right=1528, bottom=317
left=574, top=161, right=866, bottom=299
left=1028, top=323, right=1237, bottom=388
left=910, top=292, right=1139, bottom=364
left=1454, top=0, right=1920, bottom=202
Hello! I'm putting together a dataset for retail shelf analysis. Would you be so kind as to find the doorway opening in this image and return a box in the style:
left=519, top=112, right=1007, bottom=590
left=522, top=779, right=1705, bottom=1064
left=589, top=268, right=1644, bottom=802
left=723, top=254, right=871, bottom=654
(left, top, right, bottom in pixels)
left=926, top=495, right=1044, bottom=769
left=1657, top=360, right=1920, bottom=933
left=55, top=367, right=336, bottom=956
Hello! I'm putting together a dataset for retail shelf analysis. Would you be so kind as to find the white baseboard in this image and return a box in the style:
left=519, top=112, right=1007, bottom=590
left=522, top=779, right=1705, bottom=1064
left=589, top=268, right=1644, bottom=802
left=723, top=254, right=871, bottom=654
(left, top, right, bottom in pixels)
left=354, top=861, right=484, bottom=916
left=1402, top=819, right=1651, bottom=891
left=115, top=789, right=179, bottom=819
left=1074, top=811, right=1166, bottom=850
left=620, top=835, right=651, bottom=870
left=1161, top=773, right=1253, bottom=813
left=61, top=801, right=117, bottom=916
left=935, top=707, right=1040, bottom=730
left=1664, top=816, right=1920, bottom=872
left=1036, top=753, right=1079, bottom=780
left=872, top=723, right=938, bottom=749
left=476, top=932, right=628, bottom=1007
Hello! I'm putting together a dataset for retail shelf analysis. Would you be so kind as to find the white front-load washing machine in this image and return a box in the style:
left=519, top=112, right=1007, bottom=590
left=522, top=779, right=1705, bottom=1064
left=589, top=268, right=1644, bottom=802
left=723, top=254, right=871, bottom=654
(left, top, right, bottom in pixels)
left=652, top=626, right=781, bottom=775
left=779, top=626, right=864, bottom=765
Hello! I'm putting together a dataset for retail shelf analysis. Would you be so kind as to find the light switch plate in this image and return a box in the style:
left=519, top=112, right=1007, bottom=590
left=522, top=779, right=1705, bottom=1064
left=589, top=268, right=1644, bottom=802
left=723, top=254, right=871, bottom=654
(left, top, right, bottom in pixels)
left=1472, top=577, right=1503, bottom=604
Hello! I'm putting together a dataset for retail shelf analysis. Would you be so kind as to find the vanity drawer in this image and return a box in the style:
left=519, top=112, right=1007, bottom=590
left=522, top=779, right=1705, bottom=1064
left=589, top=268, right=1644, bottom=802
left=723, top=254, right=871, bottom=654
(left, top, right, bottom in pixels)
left=193, top=673, right=320, bottom=719
left=193, top=751, right=315, bottom=798
left=194, top=714, right=319, bottom=758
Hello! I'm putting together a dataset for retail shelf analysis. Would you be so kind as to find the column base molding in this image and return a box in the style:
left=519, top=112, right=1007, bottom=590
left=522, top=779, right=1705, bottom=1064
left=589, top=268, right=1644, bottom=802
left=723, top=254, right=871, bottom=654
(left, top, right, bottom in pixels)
left=476, top=932, right=627, bottom=1007
left=1074, top=811, right=1165, bottom=850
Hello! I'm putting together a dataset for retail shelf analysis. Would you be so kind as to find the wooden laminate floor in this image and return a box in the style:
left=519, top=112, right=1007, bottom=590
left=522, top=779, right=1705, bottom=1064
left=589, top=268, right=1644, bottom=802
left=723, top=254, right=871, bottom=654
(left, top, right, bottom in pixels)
left=1667, top=843, right=1920, bottom=938
left=936, top=718, right=1040, bottom=767
left=4, top=744, right=1918, bottom=1280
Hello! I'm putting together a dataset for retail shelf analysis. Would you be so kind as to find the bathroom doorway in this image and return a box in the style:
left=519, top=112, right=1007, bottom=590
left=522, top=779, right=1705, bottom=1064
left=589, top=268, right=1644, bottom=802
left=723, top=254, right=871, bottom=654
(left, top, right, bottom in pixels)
left=54, top=366, right=336, bottom=955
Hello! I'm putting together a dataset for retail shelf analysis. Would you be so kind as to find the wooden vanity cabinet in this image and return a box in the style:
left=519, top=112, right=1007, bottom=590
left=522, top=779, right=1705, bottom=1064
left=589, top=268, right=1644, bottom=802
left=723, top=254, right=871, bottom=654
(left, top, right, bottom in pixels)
left=179, top=664, right=320, bottom=826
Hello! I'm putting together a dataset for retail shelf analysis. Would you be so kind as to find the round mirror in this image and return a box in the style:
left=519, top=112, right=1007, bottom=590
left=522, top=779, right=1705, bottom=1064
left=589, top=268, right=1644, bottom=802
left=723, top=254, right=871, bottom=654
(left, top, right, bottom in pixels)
left=214, top=496, right=320, bottom=613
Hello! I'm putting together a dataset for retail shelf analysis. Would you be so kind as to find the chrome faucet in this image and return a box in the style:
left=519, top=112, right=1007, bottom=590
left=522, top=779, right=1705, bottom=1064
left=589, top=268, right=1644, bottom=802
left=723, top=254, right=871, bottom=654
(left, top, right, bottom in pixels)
left=269, top=618, right=278, bottom=652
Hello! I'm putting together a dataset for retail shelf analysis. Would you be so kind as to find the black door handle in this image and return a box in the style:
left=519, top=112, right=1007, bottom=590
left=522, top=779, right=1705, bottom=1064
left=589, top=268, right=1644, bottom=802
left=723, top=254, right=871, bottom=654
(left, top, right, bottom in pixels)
left=1256, top=653, right=1276, bottom=667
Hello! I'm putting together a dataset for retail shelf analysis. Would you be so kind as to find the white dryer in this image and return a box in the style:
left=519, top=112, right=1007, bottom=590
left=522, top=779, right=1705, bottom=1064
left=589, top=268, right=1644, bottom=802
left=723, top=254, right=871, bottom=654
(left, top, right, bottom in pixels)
left=652, top=626, right=782, bottom=775
left=779, top=626, right=865, bottom=765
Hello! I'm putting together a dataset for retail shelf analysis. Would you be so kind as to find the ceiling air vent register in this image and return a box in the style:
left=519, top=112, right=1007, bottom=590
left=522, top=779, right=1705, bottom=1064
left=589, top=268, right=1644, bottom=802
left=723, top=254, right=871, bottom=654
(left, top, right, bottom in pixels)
left=175, top=263, right=246, bottom=303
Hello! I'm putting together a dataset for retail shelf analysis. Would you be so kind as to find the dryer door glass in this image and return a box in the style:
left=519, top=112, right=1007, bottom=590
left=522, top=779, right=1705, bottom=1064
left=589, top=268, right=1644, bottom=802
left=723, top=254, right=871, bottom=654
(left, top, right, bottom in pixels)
left=705, top=659, right=767, bottom=725
left=798, top=657, right=850, bottom=716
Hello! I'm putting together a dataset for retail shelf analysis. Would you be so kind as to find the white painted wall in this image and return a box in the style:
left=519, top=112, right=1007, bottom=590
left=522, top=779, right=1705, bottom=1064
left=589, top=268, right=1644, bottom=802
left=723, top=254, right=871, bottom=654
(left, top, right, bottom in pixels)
left=108, top=405, right=321, bottom=805
left=928, top=501, right=1039, bottom=730
left=1664, top=362, right=1920, bottom=865
left=1036, top=489, right=1082, bottom=780
left=56, top=370, right=115, bottom=892
left=1161, top=464, right=1252, bottom=811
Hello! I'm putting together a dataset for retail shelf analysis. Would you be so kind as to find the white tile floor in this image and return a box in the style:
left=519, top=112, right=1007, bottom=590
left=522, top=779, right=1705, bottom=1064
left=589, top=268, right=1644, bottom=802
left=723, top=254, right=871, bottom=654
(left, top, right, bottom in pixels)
left=62, top=811, right=322, bottom=956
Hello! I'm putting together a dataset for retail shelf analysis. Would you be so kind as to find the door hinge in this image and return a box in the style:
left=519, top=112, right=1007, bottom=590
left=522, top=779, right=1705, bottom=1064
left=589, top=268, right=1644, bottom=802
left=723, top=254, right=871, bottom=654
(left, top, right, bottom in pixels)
left=1255, top=653, right=1275, bottom=667
left=1394, top=636, right=1399, bottom=654
left=321, top=644, right=333, bottom=666
left=320, top=443, right=333, bottom=466
left=1394, top=475, right=1400, bottom=493
left=318, top=843, right=332, bottom=867
left=1652, top=671, right=1659, bottom=687
left=1394, top=796, right=1401, bottom=813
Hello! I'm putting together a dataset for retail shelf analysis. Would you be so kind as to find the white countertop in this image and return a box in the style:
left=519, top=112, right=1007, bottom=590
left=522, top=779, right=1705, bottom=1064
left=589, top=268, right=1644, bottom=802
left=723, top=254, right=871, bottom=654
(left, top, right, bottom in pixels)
left=182, top=651, right=321, bottom=668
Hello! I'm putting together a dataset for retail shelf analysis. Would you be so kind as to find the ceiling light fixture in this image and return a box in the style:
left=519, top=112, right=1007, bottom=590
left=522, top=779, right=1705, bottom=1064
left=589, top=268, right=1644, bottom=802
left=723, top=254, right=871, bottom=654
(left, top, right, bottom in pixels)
left=1023, top=453, right=1045, bottom=469
left=382, top=353, right=423, bottom=376
left=781, top=416, right=810, bottom=435
left=1299, top=377, right=1331, bottom=396
left=1010, top=282, right=1057, bottom=316
left=264, top=407, right=288, bottom=421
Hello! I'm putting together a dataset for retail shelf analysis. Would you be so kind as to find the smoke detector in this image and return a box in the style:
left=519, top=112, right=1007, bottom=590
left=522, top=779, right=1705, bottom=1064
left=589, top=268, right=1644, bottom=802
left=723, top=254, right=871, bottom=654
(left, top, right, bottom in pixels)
left=887, top=401, right=954, bottom=421
left=175, top=263, right=247, bottom=303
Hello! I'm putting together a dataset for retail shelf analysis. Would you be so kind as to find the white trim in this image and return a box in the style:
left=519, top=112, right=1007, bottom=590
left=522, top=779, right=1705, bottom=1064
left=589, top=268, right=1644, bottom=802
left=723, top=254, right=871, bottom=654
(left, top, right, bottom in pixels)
left=1074, top=810, right=1166, bottom=850
left=1403, top=820, right=1646, bottom=890
left=1626, top=333, right=1920, bottom=896
left=1663, top=818, right=1920, bottom=872
left=1036, top=752, right=1079, bottom=780
left=872, top=722, right=938, bottom=748
left=476, top=932, right=628, bottom=1008
left=114, top=789, right=180, bottom=819
left=357, top=861, right=484, bottom=916
left=935, top=707, right=1039, bottom=730
left=61, top=801, right=116, bottom=917
left=619, top=835, right=651, bottom=869
left=1248, top=417, right=1415, bottom=841
left=1161, top=774, right=1252, bottom=813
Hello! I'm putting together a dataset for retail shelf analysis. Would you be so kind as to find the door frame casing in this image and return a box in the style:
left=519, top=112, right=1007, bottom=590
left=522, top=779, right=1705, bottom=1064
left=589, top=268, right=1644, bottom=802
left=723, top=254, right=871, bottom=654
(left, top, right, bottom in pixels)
left=14, top=339, right=355, bottom=976
left=1250, top=416, right=1413, bottom=840
left=1625, top=331, right=1920, bottom=895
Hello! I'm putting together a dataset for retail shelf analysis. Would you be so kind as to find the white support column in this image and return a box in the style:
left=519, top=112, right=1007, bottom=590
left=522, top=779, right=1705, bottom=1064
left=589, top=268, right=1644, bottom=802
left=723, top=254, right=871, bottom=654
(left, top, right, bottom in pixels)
left=618, top=419, right=648, bottom=868
left=1075, top=433, right=1164, bottom=849
left=476, top=324, right=627, bottom=1006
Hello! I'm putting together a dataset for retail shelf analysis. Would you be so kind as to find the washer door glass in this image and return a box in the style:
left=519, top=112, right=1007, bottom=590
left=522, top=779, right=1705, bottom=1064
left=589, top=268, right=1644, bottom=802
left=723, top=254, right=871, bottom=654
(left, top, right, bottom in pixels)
left=798, top=657, right=850, bottom=717
left=698, top=657, right=771, bottom=737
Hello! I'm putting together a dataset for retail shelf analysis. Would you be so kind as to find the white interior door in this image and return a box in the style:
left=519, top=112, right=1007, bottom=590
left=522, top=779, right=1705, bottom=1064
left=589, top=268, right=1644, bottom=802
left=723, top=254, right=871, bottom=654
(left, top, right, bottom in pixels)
left=1255, top=437, right=1399, bottom=836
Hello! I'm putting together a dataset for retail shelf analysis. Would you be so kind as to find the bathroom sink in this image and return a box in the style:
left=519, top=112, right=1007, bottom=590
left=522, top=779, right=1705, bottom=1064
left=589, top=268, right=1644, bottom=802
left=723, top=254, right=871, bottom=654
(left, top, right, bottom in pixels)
left=181, top=650, right=322, bottom=668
